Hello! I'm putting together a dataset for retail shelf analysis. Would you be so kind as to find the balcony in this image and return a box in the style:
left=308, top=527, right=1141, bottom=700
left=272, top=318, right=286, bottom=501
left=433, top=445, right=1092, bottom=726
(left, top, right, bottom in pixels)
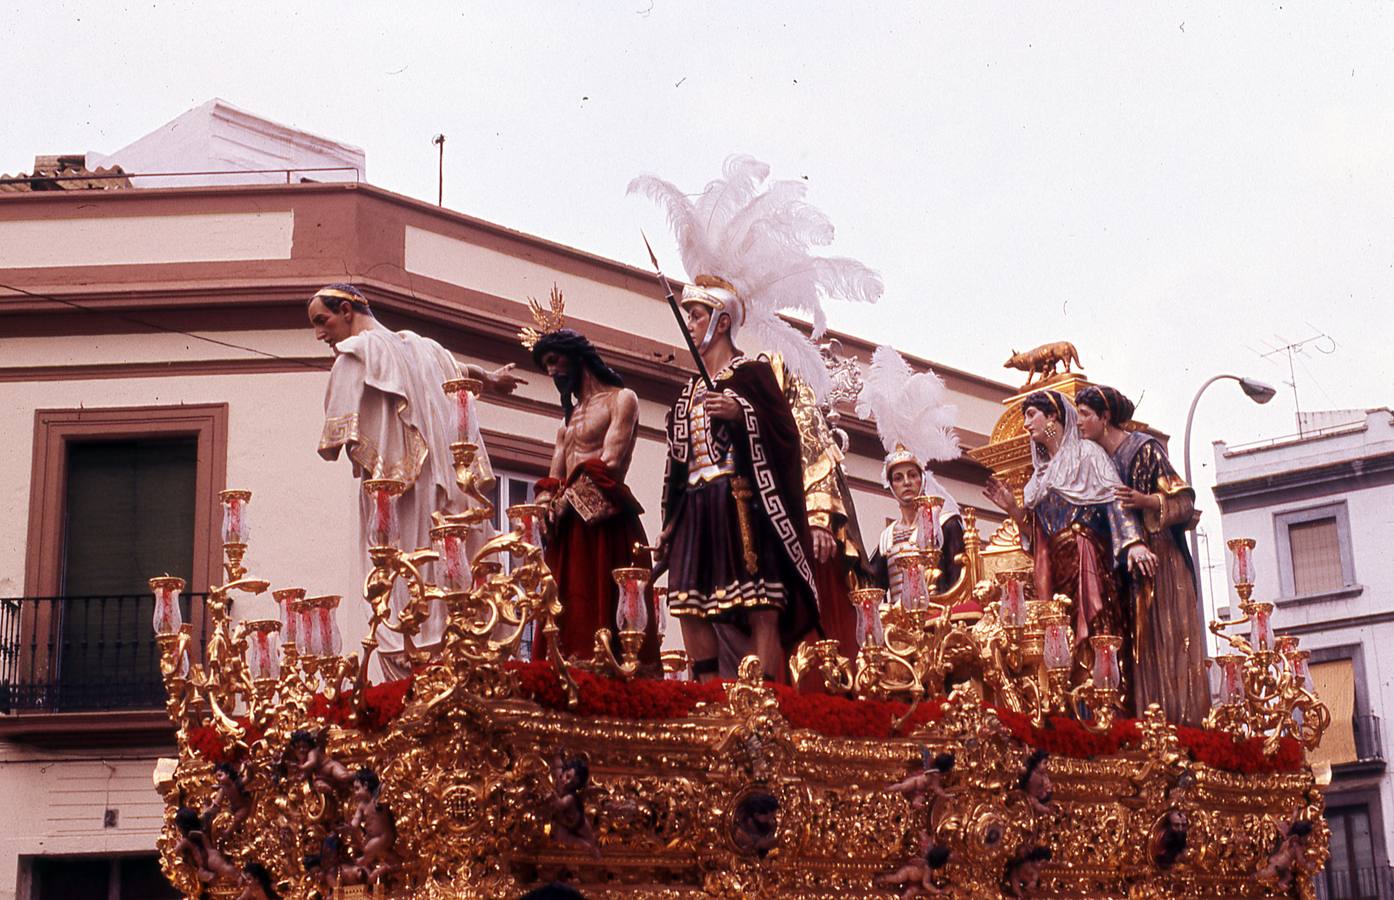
left=1352, top=714, right=1385, bottom=764
left=1318, top=865, right=1394, bottom=900
left=0, top=594, right=209, bottom=736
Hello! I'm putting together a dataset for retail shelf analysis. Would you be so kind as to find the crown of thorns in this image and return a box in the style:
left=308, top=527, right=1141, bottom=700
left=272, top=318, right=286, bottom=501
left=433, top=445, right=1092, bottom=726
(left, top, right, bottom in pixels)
left=518, top=283, right=567, bottom=351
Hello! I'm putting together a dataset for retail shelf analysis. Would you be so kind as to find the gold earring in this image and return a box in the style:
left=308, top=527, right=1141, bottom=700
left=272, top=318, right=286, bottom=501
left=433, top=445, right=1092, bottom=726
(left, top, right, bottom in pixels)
left=1044, top=423, right=1059, bottom=439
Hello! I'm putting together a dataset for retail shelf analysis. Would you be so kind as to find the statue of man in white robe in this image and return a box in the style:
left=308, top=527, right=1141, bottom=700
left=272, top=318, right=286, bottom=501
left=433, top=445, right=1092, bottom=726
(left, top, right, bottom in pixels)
left=308, top=283, right=522, bottom=679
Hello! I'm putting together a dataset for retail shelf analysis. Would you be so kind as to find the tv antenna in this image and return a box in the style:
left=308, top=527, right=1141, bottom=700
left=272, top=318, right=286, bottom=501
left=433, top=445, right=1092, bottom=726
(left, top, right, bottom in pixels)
left=1257, top=328, right=1336, bottom=436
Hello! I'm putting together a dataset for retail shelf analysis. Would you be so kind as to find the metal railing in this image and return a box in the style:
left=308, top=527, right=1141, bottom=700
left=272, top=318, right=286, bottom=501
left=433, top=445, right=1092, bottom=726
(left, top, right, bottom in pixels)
left=0, top=166, right=361, bottom=188
left=0, top=594, right=210, bottom=713
left=1318, top=865, right=1394, bottom=899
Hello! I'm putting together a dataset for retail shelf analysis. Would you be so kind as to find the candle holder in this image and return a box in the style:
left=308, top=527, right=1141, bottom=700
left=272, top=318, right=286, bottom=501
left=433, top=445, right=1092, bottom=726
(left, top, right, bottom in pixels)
left=431, top=523, right=474, bottom=592
left=507, top=503, right=547, bottom=550
left=272, top=587, right=305, bottom=650
left=1039, top=598, right=1074, bottom=717
left=996, top=569, right=1030, bottom=630
left=150, top=575, right=186, bottom=636
left=443, top=376, right=483, bottom=447
left=920, top=547, right=944, bottom=611
left=660, top=649, right=691, bottom=681
left=219, top=489, right=252, bottom=581
left=595, top=566, right=651, bottom=679
left=851, top=587, right=887, bottom=647
left=892, top=551, right=934, bottom=611
left=651, top=585, right=669, bottom=644
left=913, top=494, right=945, bottom=551
left=155, top=622, right=194, bottom=683
left=302, top=595, right=344, bottom=659
left=1284, top=643, right=1313, bottom=690
left=363, top=479, right=406, bottom=549
left=1216, top=653, right=1247, bottom=705
left=243, top=618, right=282, bottom=684
left=1019, top=600, right=1049, bottom=668
left=443, top=377, right=495, bottom=514
left=790, top=637, right=856, bottom=693
left=1249, top=601, right=1275, bottom=653
left=1227, top=537, right=1257, bottom=602
left=1041, top=612, right=1073, bottom=672
left=1072, top=635, right=1124, bottom=733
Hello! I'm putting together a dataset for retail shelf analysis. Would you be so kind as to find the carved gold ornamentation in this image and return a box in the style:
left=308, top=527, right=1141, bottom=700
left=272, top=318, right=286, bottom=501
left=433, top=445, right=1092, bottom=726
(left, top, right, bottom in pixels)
left=151, top=363, right=1331, bottom=898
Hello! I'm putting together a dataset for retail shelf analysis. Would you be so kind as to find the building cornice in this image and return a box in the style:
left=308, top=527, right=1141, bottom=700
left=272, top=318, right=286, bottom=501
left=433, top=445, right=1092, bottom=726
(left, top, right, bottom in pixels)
left=1213, top=452, right=1394, bottom=512
left=0, top=179, right=1019, bottom=400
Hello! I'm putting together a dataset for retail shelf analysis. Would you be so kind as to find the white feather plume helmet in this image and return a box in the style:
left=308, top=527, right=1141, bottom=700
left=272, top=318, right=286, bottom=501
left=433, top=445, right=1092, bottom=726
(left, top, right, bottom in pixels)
left=627, top=155, right=883, bottom=399
left=855, top=345, right=962, bottom=491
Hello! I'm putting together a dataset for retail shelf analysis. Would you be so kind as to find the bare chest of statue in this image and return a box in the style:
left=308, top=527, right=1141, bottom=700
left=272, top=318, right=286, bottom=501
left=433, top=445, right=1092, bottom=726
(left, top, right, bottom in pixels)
left=560, top=390, right=618, bottom=475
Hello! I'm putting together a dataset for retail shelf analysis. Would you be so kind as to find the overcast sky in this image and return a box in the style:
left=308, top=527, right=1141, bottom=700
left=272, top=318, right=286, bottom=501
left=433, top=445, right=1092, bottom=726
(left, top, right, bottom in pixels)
left=4, top=1, right=1392, bottom=616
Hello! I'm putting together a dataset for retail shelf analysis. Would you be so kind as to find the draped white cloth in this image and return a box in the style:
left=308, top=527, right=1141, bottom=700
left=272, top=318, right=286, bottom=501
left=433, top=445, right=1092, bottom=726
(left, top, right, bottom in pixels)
left=922, top=471, right=962, bottom=522
left=318, top=321, right=494, bottom=676
left=1023, top=391, right=1123, bottom=509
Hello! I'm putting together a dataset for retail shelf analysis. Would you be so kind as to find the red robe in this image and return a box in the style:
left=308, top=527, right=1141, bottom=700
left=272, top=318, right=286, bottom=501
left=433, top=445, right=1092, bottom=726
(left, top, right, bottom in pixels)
left=535, top=459, right=659, bottom=663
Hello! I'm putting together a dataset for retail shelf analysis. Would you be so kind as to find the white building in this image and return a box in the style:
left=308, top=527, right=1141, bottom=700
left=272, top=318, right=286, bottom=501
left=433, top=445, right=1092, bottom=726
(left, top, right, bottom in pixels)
left=1214, top=408, right=1394, bottom=899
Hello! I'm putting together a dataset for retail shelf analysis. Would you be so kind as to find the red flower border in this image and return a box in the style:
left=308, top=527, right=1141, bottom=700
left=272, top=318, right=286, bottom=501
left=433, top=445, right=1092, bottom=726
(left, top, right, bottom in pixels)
left=185, top=662, right=1302, bottom=775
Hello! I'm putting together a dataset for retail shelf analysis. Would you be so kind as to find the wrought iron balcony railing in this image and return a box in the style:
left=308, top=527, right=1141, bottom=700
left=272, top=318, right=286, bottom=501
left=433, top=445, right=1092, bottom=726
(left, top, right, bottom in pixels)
left=0, top=594, right=210, bottom=714
left=1318, top=864, right=1394, bottom=900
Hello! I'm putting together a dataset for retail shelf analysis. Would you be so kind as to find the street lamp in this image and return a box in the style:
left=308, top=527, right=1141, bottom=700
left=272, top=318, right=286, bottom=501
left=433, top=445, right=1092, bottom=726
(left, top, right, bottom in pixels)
left=1182, top=375, right=1277, bottom=626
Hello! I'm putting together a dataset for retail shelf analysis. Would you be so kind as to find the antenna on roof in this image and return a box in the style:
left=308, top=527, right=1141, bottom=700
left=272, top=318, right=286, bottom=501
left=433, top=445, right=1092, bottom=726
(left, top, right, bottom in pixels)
left=1257, top=327, right=1337, bottom=437
left=432, top=134, right=446, bottom=207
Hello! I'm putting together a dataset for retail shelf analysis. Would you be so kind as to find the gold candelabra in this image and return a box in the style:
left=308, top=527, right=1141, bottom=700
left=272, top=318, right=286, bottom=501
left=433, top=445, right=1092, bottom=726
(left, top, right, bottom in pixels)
left=789, top=508, right=1085, bottom=729
left=1206, top=537, right=1330, bottom=753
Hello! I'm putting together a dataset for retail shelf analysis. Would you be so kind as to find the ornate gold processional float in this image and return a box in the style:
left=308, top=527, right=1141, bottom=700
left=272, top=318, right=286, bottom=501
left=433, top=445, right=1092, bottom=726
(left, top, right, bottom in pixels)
left=151, top=361, right=1332, bottom=899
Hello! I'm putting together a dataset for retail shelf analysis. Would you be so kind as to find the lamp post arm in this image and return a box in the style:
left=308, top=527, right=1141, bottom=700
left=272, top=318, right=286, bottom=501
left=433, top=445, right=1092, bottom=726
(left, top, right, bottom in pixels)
left=1181, top=374, right=1236, bottom=487
left=1182, top=373, right=1242, bottom=638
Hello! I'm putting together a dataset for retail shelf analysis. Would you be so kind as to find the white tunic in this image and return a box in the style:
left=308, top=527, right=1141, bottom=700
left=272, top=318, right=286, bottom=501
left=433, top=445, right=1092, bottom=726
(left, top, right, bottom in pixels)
left=878, top=519, right=922, bottom=607
left=318, top=322, right=494, bottom=676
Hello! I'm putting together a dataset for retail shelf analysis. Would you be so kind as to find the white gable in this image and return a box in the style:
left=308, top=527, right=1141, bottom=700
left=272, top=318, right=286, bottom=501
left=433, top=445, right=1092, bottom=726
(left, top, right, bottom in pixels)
left=88, top=98, right=365, bottom=188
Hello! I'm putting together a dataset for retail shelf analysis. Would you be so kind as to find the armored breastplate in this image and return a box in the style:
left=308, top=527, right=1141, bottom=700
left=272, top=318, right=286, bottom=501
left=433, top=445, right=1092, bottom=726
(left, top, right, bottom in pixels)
left=687, top=384, right=736, bottom=485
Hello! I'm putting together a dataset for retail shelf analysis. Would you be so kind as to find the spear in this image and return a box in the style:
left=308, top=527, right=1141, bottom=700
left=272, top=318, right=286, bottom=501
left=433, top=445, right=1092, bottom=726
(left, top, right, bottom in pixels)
left=642, top=231, right=714, bottom=390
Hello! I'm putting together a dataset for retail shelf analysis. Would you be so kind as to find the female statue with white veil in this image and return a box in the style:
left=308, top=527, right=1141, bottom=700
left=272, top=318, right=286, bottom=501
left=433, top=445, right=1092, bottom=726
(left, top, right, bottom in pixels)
left=1077, top=384, right=1210, bottom=726
left=983, top=390, right=1156, bottom=703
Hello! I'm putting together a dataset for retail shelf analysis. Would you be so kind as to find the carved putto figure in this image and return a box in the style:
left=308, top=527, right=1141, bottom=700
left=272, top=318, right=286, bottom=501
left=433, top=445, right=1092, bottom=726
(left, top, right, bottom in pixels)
left=351, top=768, right=402, bottom=882
left=1256, top=818, right=1315, bottom=890
left=731, top=791, right=780, bottom=857
left=875, top=833, right=951, bottom=898
left=174, top=805, right=240, bottom=886
left=289, top=728, right=354, bottom=797
left=1151, top=807, right=1189, bottom=869
left=202, top=761, right=253, bottom=838
left=887, top=750, right=955, bottom=810
left=1019, top=750, right=1056, bottom=817
left=549, top=753, right=600, bottom=858
left=1004, top=845, right=1053, bottom=898
left=303, top=833, right=366, bottom=896
left=235, top=861, right=281, bottom=900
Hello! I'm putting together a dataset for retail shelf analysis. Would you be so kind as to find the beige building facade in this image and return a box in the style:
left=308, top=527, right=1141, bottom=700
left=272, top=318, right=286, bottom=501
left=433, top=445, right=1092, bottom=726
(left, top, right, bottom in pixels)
left=0, top=174, right=1010, bottom=897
